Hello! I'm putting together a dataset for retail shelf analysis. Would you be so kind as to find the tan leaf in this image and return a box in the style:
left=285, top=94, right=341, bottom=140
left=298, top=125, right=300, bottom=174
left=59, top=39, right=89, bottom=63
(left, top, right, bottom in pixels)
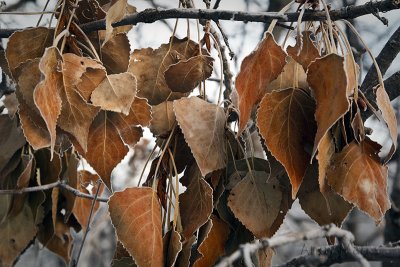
left=104, top=0, right=127, bottom=44
left=33, top=47, right=63, bottom=157
left=163, top=228, right=183, bottom=267
left=179, top=164, right=213, bottom=239
left=150, top=101, right=176, bottom=137
left=376, top=84, right=397, bottom=162
left=228, top=171, right=282, bottom=238
left=267, top=57, right=308, bottom=92
left=108, top=187, right=164, bottom=267
left=257, top=88, right=316, bottom=198
left=235, top=32, right=286, bottom=134
left=165, top=55, right=214, bottom=93
left=101, top=33, right=130, bottom=74
left=316, top=133, right=335, bottom=194
left=0, top=204, right=37, bottom=267
left=91, top=72, right=137, bottom=115
left=73, top=171, right=102, bottom=230
left=128, top=37, right=200, bottom=105
left=327, top=139, right=390, bottom=223
left=345, top=53, right=359, bottom=96
left=83, top=98, right=151, bottom=189
left=174, top=96, right=226, bottom=176
left=298, top=163, right=353, bottom=227
left=307, top=54, right=350, bottom=158
left=287, top=31, right=320, bottom=71
left=5, top=27, right=53, bottom=79
left=193, top=215, right=230, bottom=267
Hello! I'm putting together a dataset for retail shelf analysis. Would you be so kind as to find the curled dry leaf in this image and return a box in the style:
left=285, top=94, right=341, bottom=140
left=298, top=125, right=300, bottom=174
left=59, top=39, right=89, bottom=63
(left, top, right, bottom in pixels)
left=33, top=47, right=63, bottom=157
left=108, top=187, right=164, bottom=267
left=149, top=101, right=176, bottom=137
left=5, top=27, right=53, bottom=79
left=257, top=88, right=316, bottom=198
left=128, top=37, right=201, bottom=105
left=91, top=72, right=137, bottom=115
left=316, top=132, right=335, bottom=194
left=163, top=228, right=183, bottom=267
left=101, top=33, right=131, bottom=74
left=345, top=54, right=359, bottom=96
left=104, top=0, right=127, bottom=44
left=165, top=55, right=214, bottom=93
left=174, top=96, right=227, bottom=176
left=193, top=215, right=230, bottom=267
left=235, top=32, right=286, bottom=134
left=179, top=164, right=213, bottom=239
left=307, top=54, right=350, bottom=158
left=267, top=57, right=308, bottom=92
left=287, top=31, right=320, bottom=71
left=375, top=84, right=397, bottom=162
left=327, top=139, right=390, bottom=223
left=83, top=97, right=151, bottom=189
left=228, top=171, right=282, bottom=238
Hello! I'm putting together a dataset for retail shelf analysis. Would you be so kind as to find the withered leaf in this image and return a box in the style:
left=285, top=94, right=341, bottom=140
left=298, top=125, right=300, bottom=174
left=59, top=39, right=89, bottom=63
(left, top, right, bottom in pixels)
left=91, top=72, right=137, bottom=115
left=267, top=57, right=308, bottom=92
left=327, top=139, right=390, bottom=223
left=174, top=96, right=226, bottom=176
left=75, top=0, right=106, bottom=24
left=316, top=133, right=335, bottom=194
left=193, top=215, right=230, bottom=267
left=149, top=101, right=176, bottom=137
left=287, top=31, right=320, bottom=71
left=108, top=187, right=164, bottom=267
left=112, top=241, right=137, bottom=267
left=235, top=32, right=286, bottom=134
left=307, top=54, right=350, bottom=158
left=163, top=228, right=183, bottom=267
left=257, top=88, right=316, bottom=198
left=6, top=27, right=53, bottom=79
left=128, top=37, right=200, bottom=105
left=83, top=97, right=151, bottom=189
left=165, top=55, right=214, bottom=93
left=104, top=0, right=127, bottom=44
left=228, top=171, right=282, bottom=238
left=33, top=47, right=63, bottom=157
left=179, top=164, right=213, bottom=239
left=175, top=235, right=196, bottom=267
left=101, top=33, right=131, bottom=74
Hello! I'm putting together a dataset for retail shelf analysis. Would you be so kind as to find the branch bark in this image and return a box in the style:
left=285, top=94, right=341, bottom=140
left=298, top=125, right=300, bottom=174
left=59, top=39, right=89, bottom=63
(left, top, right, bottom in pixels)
left=0, top=0, right=399, bottom=38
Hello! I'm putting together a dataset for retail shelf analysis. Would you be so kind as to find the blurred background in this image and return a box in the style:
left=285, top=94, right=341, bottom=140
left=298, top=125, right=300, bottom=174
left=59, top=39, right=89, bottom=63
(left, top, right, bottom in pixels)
left=1, top=0, right=400, bottom=266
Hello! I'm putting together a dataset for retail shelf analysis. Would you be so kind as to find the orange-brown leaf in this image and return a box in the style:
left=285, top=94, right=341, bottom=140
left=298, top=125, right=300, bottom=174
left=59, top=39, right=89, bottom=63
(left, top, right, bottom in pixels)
left=235, top=32, right=286, bottom=134
left=267, top=57, right=308, bottom=92
left=108, top=187, right=164, bottom=267
left=287, top=31, right=320, bottom=71
left=257, top=88, right=316, bottom=197
left=307, top=54, right=350, bottom=158
left=327, top=139, right=390, bottom=223
left=149, top=101, right=176, bottom=137
left=174, top=96, right=226, bottom=176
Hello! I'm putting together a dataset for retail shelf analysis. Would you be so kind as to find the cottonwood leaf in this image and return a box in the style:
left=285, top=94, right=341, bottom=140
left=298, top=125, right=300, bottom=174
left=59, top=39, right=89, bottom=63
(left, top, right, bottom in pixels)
left=267, top=57, right=308, bottom=92
left=298, top=163, right=353, bottom=227
left=327, top=139, right=390, bottom=223
left=307, top=54, right=350, bottom=158
left=104, top=0, right=127, bottom=44
left=316, top=133, right=335, bottom=194
left=174, top=96, right=226, bottom=176
left=91, top=72, right=137, bottom=115
left=128, top=37, right=201, bottom=105
left=376, top=84, right=397, bottom=162
left=163, top=228, right=183, bottom=267
left=33, top=47, right=63, bottom=157
left=235, top=32, right=286, bottom=134
left=5, top=27, right=52, bottom=79
left=75, top=0, right=106, bottom=23
left=193, top=215, right=230, bottom=267
left=112, top=241, right=137, bottom=267
left=179, top=164, right=213, bottom=239
left=345, top=54, right=359, bottom=96
left=175, top=236, right=196, bottom=267
left=257, top=88, right=316, bottom=198
left=149, top=101, right=176, bottom=137
left=165, top=55, right=214, bottom=93
left=108, top=187, right=164, bottom=267
left=83, top=97, right=151, bottom=189
left=228, top=171, right=282, bottom=238
left=287, top=31, right=320, bottom=71
left=101, top=33, right=130, bottom=74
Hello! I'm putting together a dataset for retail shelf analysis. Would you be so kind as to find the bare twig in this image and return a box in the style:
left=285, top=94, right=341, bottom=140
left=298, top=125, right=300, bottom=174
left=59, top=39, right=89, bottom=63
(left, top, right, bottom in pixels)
left=0, top=180, right=108, bottom=202
left=215, top=224, right=368, bottom=267
left=0, top=0, right=399, bottom=38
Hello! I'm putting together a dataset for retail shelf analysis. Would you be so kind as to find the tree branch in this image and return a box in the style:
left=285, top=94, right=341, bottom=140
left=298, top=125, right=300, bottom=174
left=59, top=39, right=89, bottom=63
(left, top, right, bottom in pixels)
left=0, top=180, right=109, bottom=202
left=0, top=0, right=399, bottom=38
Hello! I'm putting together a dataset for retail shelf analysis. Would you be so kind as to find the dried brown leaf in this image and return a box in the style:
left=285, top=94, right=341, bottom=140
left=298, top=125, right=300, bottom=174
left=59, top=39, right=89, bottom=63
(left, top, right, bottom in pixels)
left=104, top=0, right=127, bottom=44
left=235, top=32, right=286, bottom=134
left=101, top=33, right=131, bottom=74
left=174, top=96, right=226, bottom=176
left=109, top=187, right=164, bottom=267
left=149, top=101, right=176, bottom=137
left=163, top=228, right=183, bottom=267
left=287, top=31, right=320, bottom=71
left=267, top=57, right=308, bottom=92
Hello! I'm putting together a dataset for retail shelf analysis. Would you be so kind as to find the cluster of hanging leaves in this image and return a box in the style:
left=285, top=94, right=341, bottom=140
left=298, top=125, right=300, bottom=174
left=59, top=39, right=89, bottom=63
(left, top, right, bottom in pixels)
left=0, top=0, right=397, bottom=266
